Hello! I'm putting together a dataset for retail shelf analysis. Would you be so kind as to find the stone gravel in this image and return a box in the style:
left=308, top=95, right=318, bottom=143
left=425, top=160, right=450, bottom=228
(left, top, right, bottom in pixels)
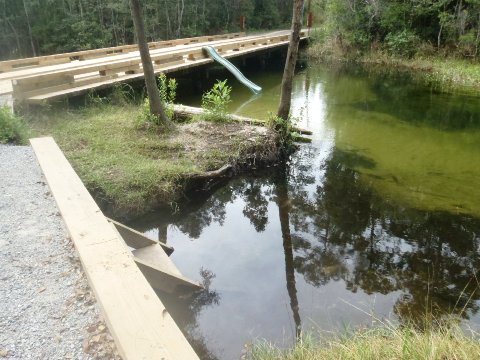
left=0, top=144, right=118, bottom=359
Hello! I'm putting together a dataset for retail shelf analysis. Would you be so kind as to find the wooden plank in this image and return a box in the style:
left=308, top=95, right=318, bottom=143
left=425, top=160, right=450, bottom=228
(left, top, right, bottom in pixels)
left=0, top=32, right=246, bottom=72
left=106, top=217, right=174, bottom=255
left=132, top=245, right=202, bottom=293
left=0, top=31, right=280, bottom=83
left=0, top=80, right=13, bottom=95
left=16, top=30, right=308, bottom=103
left=30, top=137, right=199, bottom=360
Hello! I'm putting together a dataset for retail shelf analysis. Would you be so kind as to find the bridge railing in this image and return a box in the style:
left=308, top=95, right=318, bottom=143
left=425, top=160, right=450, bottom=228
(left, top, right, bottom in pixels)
left=6, top=31, right=306, bottom=103
left=0, top=33, right=245, bottom=73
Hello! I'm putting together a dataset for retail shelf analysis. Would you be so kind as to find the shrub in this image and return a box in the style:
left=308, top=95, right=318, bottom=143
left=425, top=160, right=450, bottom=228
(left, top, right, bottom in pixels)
left=201, top=80, right=232, bottom=121
left=0, top=107, right=29, bottom=145
left=384, top=30, right=420, bottom=58
left=137, top=74, right=177, bottom=127
left=266, top=113, right=299, bottom=153
left=158, top=73, right=177, bottom=119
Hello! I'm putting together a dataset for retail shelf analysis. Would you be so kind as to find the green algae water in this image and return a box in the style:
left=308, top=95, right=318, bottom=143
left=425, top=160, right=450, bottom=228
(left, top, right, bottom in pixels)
left=130, top=61, right=480, bottom=360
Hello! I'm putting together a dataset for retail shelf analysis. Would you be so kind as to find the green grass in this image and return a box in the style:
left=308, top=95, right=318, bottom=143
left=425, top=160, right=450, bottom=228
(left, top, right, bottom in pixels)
left=248, top=322, right=480, bottom=360
left=0, top=106, right=29, bottom=144
left=307, top=40, right=480, bottom=94
left=30, top=102, right=276, bottom=216
left=360, top=52, right=480, bottom=94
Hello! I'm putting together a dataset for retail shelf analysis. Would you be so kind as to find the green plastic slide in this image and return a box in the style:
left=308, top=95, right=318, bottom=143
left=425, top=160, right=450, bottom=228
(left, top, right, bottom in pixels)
left=202, top=46, right=262, bottom=94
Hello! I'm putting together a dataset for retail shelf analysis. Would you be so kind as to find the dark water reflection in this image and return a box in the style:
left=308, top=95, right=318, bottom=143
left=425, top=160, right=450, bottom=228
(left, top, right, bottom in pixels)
left=129, top=64, right=480, bottom=359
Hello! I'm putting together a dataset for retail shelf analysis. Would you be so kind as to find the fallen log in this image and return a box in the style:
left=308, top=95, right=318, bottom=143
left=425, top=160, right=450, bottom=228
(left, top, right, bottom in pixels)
left=172, top=104, right=313, bottom=136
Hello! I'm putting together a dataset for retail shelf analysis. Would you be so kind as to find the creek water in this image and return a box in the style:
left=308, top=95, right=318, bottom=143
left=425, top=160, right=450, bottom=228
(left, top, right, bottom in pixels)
left=129, top=60, right=480, bottom=359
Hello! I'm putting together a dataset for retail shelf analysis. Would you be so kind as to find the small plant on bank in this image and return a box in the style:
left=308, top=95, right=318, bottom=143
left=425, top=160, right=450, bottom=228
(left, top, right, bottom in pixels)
left=110, top=83, right=136, bottom=105
left=158, top=73, right=177, bottom=119
left=266, top=113, right=299, bottom=153
left=384, top=30, right=420, bottom=58
left=137, top=74, right=177, bottom=128
left=201, top=79, right=232, bottom=122
left=0, top=106, right=29, bottom=145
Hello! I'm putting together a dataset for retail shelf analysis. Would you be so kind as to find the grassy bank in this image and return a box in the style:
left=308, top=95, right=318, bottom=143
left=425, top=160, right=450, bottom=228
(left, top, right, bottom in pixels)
left=248, top=322, right=480, bottom=360
left=307, top=40, right=480, bottom=94
left=30, top=102, right=279, bottom=217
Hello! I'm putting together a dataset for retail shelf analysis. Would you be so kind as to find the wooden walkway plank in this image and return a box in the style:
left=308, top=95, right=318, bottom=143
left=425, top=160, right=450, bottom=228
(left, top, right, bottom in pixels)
left=0, top=32, right=245, bottom=73
left=2, top=30, right=308, bottom=103
left=30, top=137, right=199, bottom=360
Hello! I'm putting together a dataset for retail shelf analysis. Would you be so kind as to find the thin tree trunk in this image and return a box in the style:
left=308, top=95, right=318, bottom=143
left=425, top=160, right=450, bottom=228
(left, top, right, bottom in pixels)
left=22, top=0, right=36, bottom=56
left=277, top=0, right=305, bottom=120
left=130, top=0, right=170, bottom=127
left=476, top=13, right=480, bottom=58
left=79, top=0, right=84, bottom=19
left=112, top=8, right=119, bottom=46
left=164, top=0, right=172, bottom=38
left=176, top=0, right=184, bottom=38
left=437, top=23, right=443, bottom=50
left=6, top=19, right=21, bottom=57
left=202, top=0, right=206, bottom=33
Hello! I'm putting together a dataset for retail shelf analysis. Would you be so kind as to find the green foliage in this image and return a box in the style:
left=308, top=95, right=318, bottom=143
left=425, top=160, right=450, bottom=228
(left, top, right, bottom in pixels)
left=201, top=80, right=232, bottom=122
left=158, top=73, right=177, bottom=119
left=137, top=74, right=177, bottom=127
left=110, top=84, right=136, bottom=105
left=266, top=113, right=299, bottom=153
left=0, top=107, right=29, bottom=145
left=86, top=91, right=109, bottom=107
left=0, top=0, right=294, bottom=60
left=314, top=0, right=480, bottom=59
left=137, top=98, right=158, bottom=127
left=385, top=30, right=420, bottom=58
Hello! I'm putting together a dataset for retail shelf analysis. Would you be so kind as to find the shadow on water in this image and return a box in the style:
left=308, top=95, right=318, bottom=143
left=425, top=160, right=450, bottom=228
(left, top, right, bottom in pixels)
left=128, top=59, right=480, bottom=359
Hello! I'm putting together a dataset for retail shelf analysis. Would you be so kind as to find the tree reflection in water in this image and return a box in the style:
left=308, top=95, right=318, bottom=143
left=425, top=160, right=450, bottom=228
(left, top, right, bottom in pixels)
left=275, top=165, right=302, bottom=339
left=130, top=145, right=480, bottom=353
left=288, top=148, right=480, bottom=324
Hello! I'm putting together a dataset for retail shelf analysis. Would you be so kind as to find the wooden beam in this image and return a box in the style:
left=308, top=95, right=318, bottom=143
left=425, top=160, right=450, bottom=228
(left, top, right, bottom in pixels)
left=173, top=104, right=313, bottom=135
left=132, top=245, right=202, bottom=293
left=30, top=137, right=199, bottom=360
left=106, top=217, right=174, bottom=255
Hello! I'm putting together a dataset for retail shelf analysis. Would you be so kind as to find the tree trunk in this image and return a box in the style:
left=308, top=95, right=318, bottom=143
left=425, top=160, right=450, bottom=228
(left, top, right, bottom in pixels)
left=176, top=0, right=185, bottom=38
left=277, top=0, right=305, bottom=120
left=129, top=0, right=170, bottom=127
left=22, top=0, right=36, bottom=57
left=437, top=23, right=443, bottom=50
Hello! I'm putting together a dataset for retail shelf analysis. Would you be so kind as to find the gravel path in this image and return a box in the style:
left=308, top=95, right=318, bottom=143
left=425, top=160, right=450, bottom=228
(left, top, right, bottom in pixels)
left=0, top=144, right=118, bottom=359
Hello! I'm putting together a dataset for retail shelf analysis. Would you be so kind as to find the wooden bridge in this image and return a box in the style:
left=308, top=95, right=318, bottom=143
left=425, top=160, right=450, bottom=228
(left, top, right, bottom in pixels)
left=0, top=30, right=307, bottom=105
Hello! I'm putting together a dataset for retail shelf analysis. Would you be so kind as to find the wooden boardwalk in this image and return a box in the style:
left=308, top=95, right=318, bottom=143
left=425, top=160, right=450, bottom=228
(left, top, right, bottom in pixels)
left=31, top=137, right=200, bottom=360
left=0, top=30, right=306, bottom=104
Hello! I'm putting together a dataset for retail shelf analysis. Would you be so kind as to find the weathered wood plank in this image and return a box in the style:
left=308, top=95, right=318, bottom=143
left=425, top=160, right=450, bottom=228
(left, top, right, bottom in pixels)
left=30, top=137, right=199, bottom=360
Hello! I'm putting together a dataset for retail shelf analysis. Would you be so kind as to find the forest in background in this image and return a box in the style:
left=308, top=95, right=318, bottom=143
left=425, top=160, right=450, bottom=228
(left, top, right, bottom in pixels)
left=0, top=0, right=293, bottom=60
left=314, top=0, right=480, bottom=59
left=3, top=1, right=480, bottom=61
